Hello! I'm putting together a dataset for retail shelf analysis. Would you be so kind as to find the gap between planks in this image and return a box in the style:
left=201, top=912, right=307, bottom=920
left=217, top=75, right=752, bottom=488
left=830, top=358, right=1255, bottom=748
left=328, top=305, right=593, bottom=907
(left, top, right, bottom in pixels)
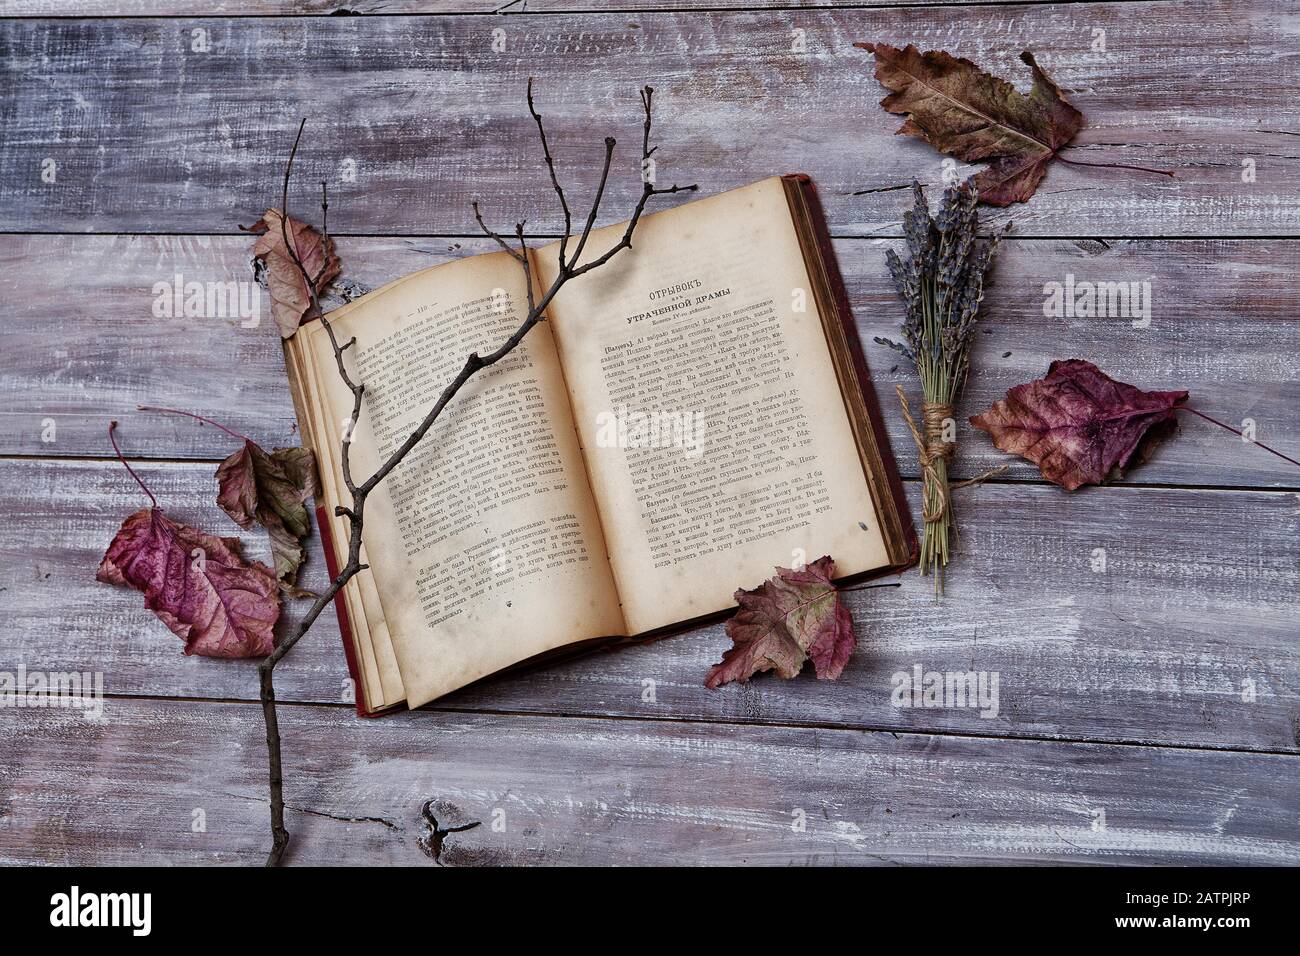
left=11, top=451, right=1297, bottom=494
left=66, top=690, right=1300, bottom=760
left=0, top=0, right=1190, bottom=20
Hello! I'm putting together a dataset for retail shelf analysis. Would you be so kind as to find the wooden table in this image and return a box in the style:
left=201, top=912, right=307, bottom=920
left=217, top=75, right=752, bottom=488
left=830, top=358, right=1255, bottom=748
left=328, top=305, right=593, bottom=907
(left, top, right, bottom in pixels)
left=1, top=0, right=1297, bottom=866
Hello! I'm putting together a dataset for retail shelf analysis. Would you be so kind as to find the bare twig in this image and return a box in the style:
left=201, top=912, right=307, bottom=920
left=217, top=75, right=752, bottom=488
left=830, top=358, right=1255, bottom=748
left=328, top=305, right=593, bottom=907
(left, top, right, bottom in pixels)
left=258, top=83, right=695, bottom=866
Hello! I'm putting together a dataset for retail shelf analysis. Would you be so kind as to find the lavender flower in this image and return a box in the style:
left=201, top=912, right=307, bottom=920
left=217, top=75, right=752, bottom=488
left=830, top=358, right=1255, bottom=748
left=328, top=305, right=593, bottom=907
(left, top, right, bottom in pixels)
left=875, top=179, right=1008, bottom=595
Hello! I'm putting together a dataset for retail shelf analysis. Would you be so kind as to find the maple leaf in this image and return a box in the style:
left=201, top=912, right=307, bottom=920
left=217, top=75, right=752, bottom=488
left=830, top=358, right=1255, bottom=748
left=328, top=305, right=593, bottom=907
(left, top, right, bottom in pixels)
left=970, top=359, right=1188, bottom=490
left=857, top=42, right=1084, bottom=206
left=97, top=506, right=281, bottom=658
left=705, top=556, right=855, bottom=688
left=216, top=441, right=320, bottom=588
left=242, top=208, right=340, bottom=338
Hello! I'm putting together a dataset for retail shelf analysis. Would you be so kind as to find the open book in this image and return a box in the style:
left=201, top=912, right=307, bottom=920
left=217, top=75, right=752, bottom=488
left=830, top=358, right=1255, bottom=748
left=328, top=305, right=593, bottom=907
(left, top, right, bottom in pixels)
left=285, top=175, right=916, bottom=714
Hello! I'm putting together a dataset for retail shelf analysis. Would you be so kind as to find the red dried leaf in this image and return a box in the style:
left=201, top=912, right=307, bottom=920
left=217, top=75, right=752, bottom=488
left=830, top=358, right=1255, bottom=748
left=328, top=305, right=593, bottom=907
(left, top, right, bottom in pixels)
left=970, top=359, right=1188, bottom=490
left=242, top=208, right=340, bottom=338
left=705, top=556, right=855, bottom=688
left=216, top=441, right=319, bottom=587
left=856, top=43, right=1084, bottom=206
left=97, top=507, right=280, bottom=658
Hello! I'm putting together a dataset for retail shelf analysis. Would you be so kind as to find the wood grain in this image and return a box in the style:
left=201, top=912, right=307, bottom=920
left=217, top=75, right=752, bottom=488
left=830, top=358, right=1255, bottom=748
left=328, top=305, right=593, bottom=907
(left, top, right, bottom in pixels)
left=4, top=234, right=1296, bottom=487
left=3, top=0, right=1297, bottom=869
left=1, top=2, right=1297, bottom=236
left=0, top=1, right=1040, bottom=16
left=6, top=457, right=1295, bottom=752
left=3, top=698, right=1296, bottom=865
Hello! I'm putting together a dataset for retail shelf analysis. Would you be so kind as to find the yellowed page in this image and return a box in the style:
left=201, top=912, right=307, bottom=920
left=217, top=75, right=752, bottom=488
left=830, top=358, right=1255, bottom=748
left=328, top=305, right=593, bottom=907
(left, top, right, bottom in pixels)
left=298, top=337, right=405, bottom=708
left=294, top=243, right=476, bottom=708
left=303, top=250, right=624, bottom=708
left=286, top=337, right=385, bottom=710
left=536, top=177, right=889, bottom=634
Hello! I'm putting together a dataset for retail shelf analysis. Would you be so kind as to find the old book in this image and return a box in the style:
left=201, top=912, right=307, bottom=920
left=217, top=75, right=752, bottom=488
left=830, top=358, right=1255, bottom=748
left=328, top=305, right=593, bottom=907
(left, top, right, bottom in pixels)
left=284, top=175, right=916, bottom=714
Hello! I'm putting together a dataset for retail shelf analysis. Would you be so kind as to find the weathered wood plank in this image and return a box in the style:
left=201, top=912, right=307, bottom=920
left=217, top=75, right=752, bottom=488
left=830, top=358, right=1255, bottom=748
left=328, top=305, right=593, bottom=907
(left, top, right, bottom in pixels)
left=0, top=0, right=494, bottom=12
left=1, top=2, right=1297, bottom=235
left=5, top=457, right=1296, bottom=752
left=1, top=698, right=1295, bottom=865
left=4, top=233, right=1297, bottom=487
left=0, top=234, right=473, bottom=463
left=0, top=1, right=1034, bottom=17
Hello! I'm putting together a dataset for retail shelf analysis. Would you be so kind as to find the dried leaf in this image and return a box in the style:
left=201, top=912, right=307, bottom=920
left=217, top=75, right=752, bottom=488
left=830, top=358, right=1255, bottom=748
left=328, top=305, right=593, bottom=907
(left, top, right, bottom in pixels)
left=705, top=556, right=855, bottom=688
left=970, top=359, right=1188, bottom=490
left=242, top=208, right=340, bottom=338
left=216, top=441, right=320, bottom=588
left=97, top=507, right=280, bottom=658
left=857, top=42, right=1083, bottom=206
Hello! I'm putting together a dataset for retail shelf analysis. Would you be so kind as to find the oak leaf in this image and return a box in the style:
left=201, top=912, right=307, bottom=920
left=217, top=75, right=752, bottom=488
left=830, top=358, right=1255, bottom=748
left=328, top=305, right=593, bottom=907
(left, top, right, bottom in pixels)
left=857, top=42, right=1084, bottom=206
left=970, top=359, right=1188, bottom=490
left=705, top=556, right=855, bottom=688
left=216, top=441, right=320, bottom=589
left=242, top=208, right=340, bottom=338
left=97, top=507, right=281, bottom=658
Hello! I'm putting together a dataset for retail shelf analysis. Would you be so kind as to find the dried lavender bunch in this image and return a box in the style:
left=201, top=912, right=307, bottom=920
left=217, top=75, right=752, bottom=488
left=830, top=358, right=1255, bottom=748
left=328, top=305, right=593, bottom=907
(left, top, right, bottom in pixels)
left=876, top=180, right=1006, bottom=595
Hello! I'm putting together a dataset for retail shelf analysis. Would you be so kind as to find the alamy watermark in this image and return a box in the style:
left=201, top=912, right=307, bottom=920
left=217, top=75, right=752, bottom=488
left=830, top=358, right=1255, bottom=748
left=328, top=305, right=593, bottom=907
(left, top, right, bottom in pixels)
left=0, top=665, right=104, bottom=720
left=1043, top=273, right=1152, bottom=328
left=50, top=886, right=150, bottom=936
left=152, top=273, right=261, bottom=327
left=891, top=663, right=999, bottom=718
left=594, top=406, right=706, bottom=459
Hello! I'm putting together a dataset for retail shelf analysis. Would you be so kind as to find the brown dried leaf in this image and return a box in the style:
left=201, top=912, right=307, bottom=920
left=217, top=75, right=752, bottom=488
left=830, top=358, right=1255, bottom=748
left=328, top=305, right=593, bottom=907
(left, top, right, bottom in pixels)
left=705, top=556, right=855, bottom=688
left=215, top=441, right=320, bottom=588
left=856, top=42, right=1084, bottom=206
left=242, top=208, right=340, bottom=338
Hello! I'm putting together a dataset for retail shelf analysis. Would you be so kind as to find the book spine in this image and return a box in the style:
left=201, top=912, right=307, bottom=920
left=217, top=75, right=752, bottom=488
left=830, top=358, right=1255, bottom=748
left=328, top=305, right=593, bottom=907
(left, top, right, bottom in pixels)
left=313, top=503, right=376, bottom=717
left=785, top=173, right=920, bottom=567
left=284, top=331, right=381, bottom=717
